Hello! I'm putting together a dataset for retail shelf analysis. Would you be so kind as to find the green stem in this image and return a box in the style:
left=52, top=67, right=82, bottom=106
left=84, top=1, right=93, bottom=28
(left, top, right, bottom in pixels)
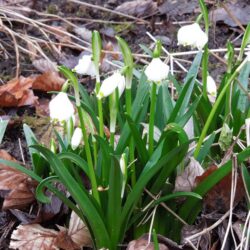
left=125, top=88, right=132, bottom=115
left=126, top=88, right=136, bottom=186
left=194, top=58, right=248, bottom=158
left=96, top=81, right=104, bottom=138
left=202, top=45, right=209, bottom=99
left=93, top=137, right=97, bottom=167
left=77, top=106, right=100, bottom=204
left=110, top=132, right=115, bottom=149
left=149, top=82, right=157, bottom=156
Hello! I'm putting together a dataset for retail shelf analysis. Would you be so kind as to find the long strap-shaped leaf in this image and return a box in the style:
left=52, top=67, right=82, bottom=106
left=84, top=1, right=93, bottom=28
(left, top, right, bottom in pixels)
left=31, top=145, right=111, bottom=249
left=119, top=139, right=192, bottom=242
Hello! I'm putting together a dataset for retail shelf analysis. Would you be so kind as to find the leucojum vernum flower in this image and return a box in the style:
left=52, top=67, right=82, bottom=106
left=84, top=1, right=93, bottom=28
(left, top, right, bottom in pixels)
left=177, top=23, right=208, bottom=50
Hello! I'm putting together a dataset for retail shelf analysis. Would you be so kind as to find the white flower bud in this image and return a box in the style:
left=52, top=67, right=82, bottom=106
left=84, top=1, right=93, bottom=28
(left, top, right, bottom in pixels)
left=207, top=75, right=217, bottom=97
left=74, top=55, right=96, bottom=77
left=97, top=72, right=125, bottom=99
left=177, top=23, right=208, bottom=50
left=71, top=127, right=83, bottom=150
left=145, top=58, right=169, bottom=82
left=49, top=92, right=74, bottom=122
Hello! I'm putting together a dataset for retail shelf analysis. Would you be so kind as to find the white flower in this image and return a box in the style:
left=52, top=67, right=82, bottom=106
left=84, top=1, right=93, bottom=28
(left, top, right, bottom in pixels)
left=145, top=58, right=169, bottom=82
left=245, top=118, right=250, bottom=147
left=97, top=72, right=125, bottom=99
left=71, top=127, right=83, bottom=150
left=177, top=23, right=208, bottom=50
left=207, top=75, right=217, bottom=97
left=49, top=92, right=74, bottom=122
left=74, top=55, right=96, bottom=76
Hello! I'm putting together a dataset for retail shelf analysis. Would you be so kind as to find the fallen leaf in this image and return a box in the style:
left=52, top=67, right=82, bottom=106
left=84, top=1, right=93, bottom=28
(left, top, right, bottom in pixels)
left=158, top=0, right=198, bottom=16
left=127, top=234, right=169, bottom=250
left=33, top=59, right=58, bottom=73
left=115, top=0, right=157, bottom=17
left=174, top=157, right=204, bottom=192
left=10, top=210, right=92, bottom=250
left=195, top=165, right=245, bottom=212
left=10, top=224, right=59, bottom=250
left=32, top=71, right=65, bottom=92
left=67, top=210, right=92, bottom=248
left=35, top=98, right=50, bottom=117
left=0, top=150, right=38, bottom=210
left=0, top=77, right=38, bottom=107
left=210, top=3, right=250, bottom=27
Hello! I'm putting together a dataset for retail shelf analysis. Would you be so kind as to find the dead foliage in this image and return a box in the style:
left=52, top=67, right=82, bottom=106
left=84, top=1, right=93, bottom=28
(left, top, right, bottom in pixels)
left=195, top=165, right=245, bottom=212
left=10, top=211, right=92, bottom=250
left=0, top=150, right=37, bottom=210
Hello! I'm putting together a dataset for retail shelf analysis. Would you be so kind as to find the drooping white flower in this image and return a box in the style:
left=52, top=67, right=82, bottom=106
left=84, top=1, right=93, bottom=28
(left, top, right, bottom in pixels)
left=177, top=23, right=208, bottom=50
left=245, top=118, right=250, bottom=147
left=207, top=75, right=217, bottom=97
left=74, top=55, right=96, bottom=77
left=49, top=92, right=74, bottom=122
left=71, top=127, right=83, bottom=150
left=97, top=72, right=125, bottom=99
left=145, top=58, right=169, bottom=83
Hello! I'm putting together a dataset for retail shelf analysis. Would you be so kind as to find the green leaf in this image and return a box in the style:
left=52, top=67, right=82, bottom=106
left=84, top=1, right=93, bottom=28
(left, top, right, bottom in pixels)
left=126, top=114, right=149, bottom=165
left=149, top=123, right=189, bottom=194
left=196, top=132, right=216, bottom=163
left=31, top=145, right=110, bottom=249
left=107, top=156, right=122, bottom=248
left=36, top=176, right=59, bottom=203
left=238, top=23, right=250, bottom=61
left=58, top=66, right=80, bottom=106
left=242, top=165, right=250, bottom=203
left=23, top=124, right=46, bottom=175
left=119, top=139, right=192, bottom=242
left=155, top=82, right=174, bottom=130
left=198, top=0, right=209, bottom=34
left=92, top=30, right=102, bottom=72
left=151, top=191, right=202, bottom=207
left=58, top=152, right=90, bottom=177
left=236, top=62, right=250, bottom=113
left=168, top=51, right=202, bottom=123
left=115, top=73, right=150, bottom=154
left=116, top=36, right=133, bottom=88
left=0, top=119, right=8, bottom=144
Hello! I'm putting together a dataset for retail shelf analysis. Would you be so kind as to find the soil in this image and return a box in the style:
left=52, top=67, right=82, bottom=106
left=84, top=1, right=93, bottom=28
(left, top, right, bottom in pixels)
left=0, top=0, right=249, bottom=249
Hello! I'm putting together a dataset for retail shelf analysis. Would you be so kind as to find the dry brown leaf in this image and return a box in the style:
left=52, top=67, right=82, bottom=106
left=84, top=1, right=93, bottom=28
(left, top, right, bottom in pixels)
left=127, top=234, right=168, bottom=250
left=115, top=0, right=157, bottom=17
left=56, top=210, right=92, bottom=250
left=210, top=3, right=250, bottom=27
left=174, top=157, right=204, bottom=192
left=10, top=224, right=59, bottom=250
left=0, top=76, right=38, bottom=107
left=32, top=71, right=65, bottom=92
left=195, top=165, right=245, bottom=212
left=0, top=150, right=38, bottom=210
left=33, top=59, right=58, bottom=73
left=68, top=210, right=92, bottom=247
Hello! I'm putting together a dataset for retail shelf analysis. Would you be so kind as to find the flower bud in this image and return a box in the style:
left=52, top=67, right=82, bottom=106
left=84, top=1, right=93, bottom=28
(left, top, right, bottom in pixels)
left=207, top=75, right=217, bottom=97
left=71, top=127, right=83, bottom=150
